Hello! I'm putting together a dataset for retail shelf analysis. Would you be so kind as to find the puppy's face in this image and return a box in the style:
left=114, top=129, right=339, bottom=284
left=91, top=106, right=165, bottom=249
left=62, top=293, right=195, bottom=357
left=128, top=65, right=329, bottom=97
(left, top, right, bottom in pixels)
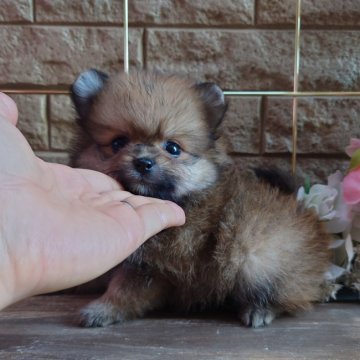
left=71, top=70, right=227, bottom=203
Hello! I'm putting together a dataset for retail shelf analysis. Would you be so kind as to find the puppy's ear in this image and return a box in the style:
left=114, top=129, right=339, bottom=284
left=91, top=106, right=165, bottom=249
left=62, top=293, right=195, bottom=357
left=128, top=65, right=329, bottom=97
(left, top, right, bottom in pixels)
left=71, top=69, right=108, bottom=119
left=195, top=82, right=227, bottom=129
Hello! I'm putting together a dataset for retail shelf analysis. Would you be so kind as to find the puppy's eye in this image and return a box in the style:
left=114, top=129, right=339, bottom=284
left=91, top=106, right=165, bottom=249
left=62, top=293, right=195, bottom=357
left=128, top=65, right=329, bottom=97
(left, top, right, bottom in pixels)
left=111, top=136, right=129, bottom=153
left=165, top=141, right=181, bottom=157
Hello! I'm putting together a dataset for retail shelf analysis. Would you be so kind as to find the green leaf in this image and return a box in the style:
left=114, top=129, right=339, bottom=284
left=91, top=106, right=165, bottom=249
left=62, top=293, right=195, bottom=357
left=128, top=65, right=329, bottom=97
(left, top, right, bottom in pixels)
left=349, top=148, right=360, bottom=172
left=304, top=176, right=311, bottom=194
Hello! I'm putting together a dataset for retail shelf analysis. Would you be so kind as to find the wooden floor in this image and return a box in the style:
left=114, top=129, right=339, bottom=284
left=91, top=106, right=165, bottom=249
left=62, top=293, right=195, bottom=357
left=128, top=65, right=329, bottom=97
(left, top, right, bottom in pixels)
left=0, top=295, right=359, bottom=360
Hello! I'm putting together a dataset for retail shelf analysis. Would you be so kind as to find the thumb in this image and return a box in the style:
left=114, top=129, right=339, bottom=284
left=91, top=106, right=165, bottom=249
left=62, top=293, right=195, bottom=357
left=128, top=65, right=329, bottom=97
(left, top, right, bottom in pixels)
left=0, top=93, right=18, bottom=126
left=136, top=201, right=186, bottom=242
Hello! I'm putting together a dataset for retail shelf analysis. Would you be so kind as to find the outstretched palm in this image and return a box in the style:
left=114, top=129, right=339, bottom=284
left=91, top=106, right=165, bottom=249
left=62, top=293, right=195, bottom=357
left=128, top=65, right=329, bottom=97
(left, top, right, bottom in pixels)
left=0, top=93, right=185, bottom=309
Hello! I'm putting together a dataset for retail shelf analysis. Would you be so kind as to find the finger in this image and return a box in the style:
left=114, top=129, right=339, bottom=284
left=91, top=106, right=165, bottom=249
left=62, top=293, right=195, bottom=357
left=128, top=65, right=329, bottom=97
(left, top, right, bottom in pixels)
left=136, top=201, right=186, bottom=241
left=92, top=193, right=164, bottom=217
left=120, top=194, right=167, bottom=208
left=82, top=190, right=133, bottom=207
left=0, top=93, right=18, bottom=125
left=75, top=168, right=122, bottom=193
left=83, top=190, right=167, bottom=209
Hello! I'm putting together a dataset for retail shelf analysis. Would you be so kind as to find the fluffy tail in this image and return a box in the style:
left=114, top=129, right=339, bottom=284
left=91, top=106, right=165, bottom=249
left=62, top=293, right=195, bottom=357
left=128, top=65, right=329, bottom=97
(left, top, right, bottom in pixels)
left=254, top=166, right=296, bottom=195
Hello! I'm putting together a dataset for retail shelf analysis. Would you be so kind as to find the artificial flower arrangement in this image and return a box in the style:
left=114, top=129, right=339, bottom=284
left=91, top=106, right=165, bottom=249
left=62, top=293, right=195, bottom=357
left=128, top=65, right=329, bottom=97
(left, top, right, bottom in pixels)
left=297, top=139, right=360, bottom=301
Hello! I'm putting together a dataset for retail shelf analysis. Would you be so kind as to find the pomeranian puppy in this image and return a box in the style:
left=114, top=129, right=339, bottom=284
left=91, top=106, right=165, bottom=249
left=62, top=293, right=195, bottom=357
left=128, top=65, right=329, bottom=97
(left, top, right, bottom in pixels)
left=70, top=69, right=330, bottom=328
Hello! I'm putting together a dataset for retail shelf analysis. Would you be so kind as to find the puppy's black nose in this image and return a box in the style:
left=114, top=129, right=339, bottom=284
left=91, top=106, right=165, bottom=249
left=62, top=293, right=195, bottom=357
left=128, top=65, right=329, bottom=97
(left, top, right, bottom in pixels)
left=133, top=157, right=155, bottom=174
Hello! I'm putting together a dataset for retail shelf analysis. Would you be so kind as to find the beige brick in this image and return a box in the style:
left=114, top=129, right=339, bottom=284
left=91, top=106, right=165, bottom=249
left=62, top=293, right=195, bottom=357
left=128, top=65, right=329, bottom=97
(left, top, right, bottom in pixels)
left=36, top=0, right=254, bottom=25
left=36, top=152, right=71, bottom=165
left=264, top=97, right=360, bottom=154
left=0, top=0, right=33, bottom=23
left=257, top=0, right=360, bottom=26
left=221, top=96, right=261, bottom=153
left=147, top=29, right=360, bottom=93
left=147, top=30, right=294, bottom=90
left=9, top=95, right=48, bottom=151
left=256, top=0, right=295, bottom=25
left=129, top=0, right=254, bottom=25
left=36, top=0, right=122, bottom=23
left=49, top=95, right=77, bottom=150
left=300, top=31, right=360, bottom=91
left=0, top=27, right=142, bottom=86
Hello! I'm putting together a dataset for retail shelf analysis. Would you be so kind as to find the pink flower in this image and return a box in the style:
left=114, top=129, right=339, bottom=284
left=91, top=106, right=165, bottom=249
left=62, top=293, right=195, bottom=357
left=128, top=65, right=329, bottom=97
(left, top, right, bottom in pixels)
left=345, top=138, right=360, bottom=157
left=343, top=169, right=360, bottom=205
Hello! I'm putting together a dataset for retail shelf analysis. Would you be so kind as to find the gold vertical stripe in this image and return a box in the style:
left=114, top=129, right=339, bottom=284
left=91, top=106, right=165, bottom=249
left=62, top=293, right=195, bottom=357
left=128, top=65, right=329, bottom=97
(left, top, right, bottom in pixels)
left=124, top=0, right=129, bottom=73
left=292, top=0, right=302, bottom=175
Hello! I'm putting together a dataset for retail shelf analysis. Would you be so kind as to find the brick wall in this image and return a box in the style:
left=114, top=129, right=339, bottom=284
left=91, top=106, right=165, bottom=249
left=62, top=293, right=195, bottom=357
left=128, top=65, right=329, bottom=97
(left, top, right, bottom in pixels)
left=1, top=0, right=360, bottom=183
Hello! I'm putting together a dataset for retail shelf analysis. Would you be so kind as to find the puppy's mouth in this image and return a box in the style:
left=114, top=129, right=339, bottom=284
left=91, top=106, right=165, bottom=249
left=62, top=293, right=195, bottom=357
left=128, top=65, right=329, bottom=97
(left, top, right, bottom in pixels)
left=109, top=167, right=178, bottom=202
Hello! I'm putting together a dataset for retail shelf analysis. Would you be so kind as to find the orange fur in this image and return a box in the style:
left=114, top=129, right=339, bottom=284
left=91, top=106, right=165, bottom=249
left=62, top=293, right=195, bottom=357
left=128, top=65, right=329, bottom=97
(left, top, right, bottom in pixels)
left=71, top=70, right=331, bottom=328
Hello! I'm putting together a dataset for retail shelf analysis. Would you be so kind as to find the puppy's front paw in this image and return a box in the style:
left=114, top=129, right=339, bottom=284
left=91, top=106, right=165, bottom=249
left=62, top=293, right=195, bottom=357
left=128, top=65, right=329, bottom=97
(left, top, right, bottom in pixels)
left=239, top=307, right=275, bottom=328
left=79, top=300, right=124, bottom=327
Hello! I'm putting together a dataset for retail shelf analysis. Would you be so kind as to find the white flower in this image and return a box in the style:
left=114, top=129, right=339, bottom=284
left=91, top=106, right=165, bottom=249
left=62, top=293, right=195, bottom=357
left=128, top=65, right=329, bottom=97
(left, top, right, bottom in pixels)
left=324, top=264, right=347, bottom=281
left=297, top=184, right=338, bottom=221
left=326, top=171, right=353, bottom=234
left=297, top=171, right=355, bottom=282
left=329, top=232, right=354, bottom=272
left=297, top=171, right=352, bottom=233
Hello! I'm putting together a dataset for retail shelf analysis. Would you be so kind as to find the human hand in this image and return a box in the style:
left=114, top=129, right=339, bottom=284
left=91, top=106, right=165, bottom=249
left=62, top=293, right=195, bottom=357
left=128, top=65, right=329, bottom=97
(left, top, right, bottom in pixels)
left=0, top=93, right=185, bottom=310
